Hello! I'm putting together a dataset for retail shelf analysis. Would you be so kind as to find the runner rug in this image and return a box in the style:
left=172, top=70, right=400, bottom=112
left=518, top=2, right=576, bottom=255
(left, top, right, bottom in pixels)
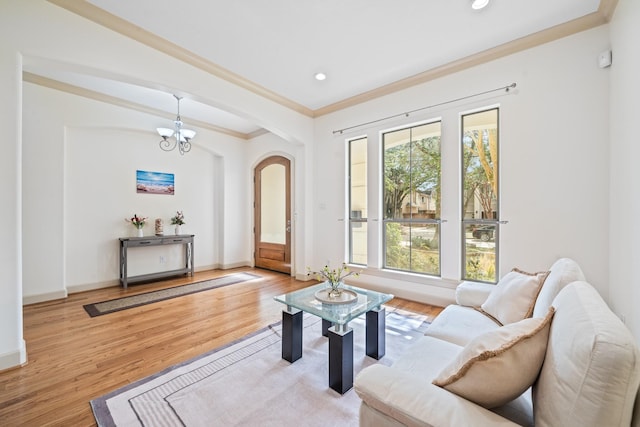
left=90, top=309, right=429, bottom=426
left=83, top=272, right=261, bottom=317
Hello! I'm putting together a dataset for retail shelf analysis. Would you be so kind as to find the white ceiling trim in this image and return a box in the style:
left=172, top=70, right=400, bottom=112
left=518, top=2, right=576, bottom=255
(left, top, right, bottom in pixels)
left=47, top=0, right=618, bottom=120
left=23, top=72, right=252, bottom=140
left=315, top=8, right=611, bottom=117
left=46, top=0, right=314, bottom=118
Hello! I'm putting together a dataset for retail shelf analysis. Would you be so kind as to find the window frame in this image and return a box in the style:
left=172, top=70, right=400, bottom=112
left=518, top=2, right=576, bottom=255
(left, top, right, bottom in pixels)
left=348, top=136, right=368, bottom=266
left=381, top=119, right=442, bottom=277
left=460, top=107, right=501, bottom=283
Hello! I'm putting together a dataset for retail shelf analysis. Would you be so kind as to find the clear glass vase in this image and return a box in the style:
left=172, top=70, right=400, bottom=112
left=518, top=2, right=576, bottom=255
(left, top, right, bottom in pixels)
left=328, top=281, right=343, bottom=298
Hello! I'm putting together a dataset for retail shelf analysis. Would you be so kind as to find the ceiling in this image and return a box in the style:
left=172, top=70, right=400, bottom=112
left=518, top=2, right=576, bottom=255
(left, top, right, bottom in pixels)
left=26, top=0, right=615, bottom=139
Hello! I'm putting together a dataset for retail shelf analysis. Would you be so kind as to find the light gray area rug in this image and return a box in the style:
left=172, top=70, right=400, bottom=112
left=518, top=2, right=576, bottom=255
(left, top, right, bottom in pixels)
left=91, top=309, right=429, bottom=426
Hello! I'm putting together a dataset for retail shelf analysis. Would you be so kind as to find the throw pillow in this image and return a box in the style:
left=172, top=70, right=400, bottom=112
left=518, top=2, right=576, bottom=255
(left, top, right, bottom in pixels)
left=480, top=268, right=550, bottom=325
left=432, top=307, right=555, bottom=408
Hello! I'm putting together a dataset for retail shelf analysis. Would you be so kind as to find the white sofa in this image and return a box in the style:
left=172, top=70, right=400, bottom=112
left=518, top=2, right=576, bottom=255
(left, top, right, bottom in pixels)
left=354, top=258, right=640, bottom=427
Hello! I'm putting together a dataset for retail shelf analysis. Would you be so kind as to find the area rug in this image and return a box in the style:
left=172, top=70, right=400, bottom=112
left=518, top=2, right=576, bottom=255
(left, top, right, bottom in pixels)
left=90, top=309, right=429, bottom=426
left=83, top=272, right=261, bottom=317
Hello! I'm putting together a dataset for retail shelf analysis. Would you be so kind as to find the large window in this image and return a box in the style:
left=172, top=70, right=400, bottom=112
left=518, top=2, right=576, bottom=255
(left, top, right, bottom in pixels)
left=349, top=137, right=367, bottom=265
left=383, top=121, right=441, bottom=275
left=461, top=108, right=499, bottom=283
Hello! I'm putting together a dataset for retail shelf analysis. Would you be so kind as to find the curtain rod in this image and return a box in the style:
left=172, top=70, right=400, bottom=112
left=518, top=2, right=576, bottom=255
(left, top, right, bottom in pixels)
left=332, top=82, right=517, bottom=135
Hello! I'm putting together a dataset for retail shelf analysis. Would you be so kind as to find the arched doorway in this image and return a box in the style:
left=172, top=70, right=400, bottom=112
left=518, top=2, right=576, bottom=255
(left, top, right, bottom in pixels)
left=254, top=156, right=291, bottom=274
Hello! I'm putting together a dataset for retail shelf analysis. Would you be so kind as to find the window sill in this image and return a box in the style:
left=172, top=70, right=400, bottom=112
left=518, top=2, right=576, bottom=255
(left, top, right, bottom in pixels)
left=345, top=266, right=459, bottom=290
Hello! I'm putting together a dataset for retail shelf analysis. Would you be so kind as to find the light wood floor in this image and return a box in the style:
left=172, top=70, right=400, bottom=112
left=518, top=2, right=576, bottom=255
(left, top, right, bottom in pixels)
left=0, top=268, right=443, bottom=426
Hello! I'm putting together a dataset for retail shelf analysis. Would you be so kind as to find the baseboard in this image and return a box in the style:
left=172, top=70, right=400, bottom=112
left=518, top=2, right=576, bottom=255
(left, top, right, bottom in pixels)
left=0, top=339, right=27, bottom=372
left=295, top=273, right=313, bottom=281
left=354, top=273, right=456, bottom=307
left=67, top=279, right=120, bottom=294
left=65, top=264, right=252, bottom=295
left=195, top=264, right=219, bottom=272
left=219, top=261, right=252, bottom=270
left=23, top=289, right=68, bottom=305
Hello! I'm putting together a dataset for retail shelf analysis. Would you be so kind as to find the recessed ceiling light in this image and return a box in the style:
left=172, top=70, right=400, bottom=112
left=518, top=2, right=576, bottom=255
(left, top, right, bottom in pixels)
left=314, top=72, right=327, bottom=81
left=471, top=0, right=489, bottom=10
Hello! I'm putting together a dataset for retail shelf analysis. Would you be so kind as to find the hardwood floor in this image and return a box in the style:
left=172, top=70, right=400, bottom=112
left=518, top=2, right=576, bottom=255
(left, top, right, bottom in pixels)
left=0, top=268, right=443, bottom=426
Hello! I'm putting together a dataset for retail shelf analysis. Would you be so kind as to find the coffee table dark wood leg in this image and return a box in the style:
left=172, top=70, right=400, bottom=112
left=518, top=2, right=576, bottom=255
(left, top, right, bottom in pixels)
left=282, top=309, right=302, bottom=363
left=328, top=325, right=353, bottom=394
left=366, top=307, right=386, bottom=359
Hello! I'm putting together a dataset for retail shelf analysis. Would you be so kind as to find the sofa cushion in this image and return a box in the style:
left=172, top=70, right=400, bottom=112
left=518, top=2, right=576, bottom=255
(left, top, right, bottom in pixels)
left=456, top=281, right=495, bottom=307
left=424, top=304, right=502, bottom=347
left=481, top=268, right=549, bottom=325
left=533, top=281, right=640, bottom=427
left=355, top=336, right=525, bottom=427
left=432, top=307, right=555, bottom=408
left=532, top=257, right=585, bottom=318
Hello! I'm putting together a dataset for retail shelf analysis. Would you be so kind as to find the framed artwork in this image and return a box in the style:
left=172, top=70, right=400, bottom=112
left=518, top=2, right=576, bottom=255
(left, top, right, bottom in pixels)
left=136, top=170, right=175, bottom=195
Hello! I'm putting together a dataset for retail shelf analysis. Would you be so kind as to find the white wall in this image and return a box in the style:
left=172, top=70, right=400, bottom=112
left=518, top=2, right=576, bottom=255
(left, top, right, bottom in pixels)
left=0, top=43, right=26, bottom=369
left=609, top=0, right=640, bottom=341
left=0, top=0, right=314, bottom=369
left=22, top=83, right=243, bottom=299
left=313, top=25, right=611, bottom=305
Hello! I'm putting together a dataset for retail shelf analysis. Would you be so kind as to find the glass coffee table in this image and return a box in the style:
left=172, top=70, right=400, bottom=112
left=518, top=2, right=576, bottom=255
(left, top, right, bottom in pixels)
left=274, top=282, right=394, bottom=394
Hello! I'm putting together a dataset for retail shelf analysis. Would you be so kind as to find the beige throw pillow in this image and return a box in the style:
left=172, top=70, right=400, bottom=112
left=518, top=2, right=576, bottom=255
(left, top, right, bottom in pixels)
left=432, top=307, right=555, bottom=408
left=480, top=268, right=550, bottom=325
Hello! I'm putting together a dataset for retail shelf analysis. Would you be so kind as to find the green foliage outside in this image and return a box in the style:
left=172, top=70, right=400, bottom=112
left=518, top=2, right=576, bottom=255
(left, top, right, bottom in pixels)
left=385, top=223, right=440, bottom=275
left=465, top=249, right=496, bottom=282
left=383, top=128, right=441, bottom=276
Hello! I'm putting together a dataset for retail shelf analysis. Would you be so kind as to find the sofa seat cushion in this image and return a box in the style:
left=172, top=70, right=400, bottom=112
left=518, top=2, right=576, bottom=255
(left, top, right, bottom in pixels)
left=433, top=307, right=555, bottom=408
left=355, top=336, right=526, bottom=427
left=533, top=281, right=640, bottom=427
left=424, top=304, right=501, bottom=347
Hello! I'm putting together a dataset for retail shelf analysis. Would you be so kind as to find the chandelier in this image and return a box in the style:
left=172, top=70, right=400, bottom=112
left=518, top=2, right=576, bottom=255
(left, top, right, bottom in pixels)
left=157, top=95, right=196, bottom=155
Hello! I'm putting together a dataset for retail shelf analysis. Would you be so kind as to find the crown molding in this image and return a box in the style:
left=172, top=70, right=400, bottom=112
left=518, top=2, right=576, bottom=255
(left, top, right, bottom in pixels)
left=23, top=71, right=251, bottom=140
left=315, top=7, right=613, bottom=117
left=47, top=0, right=315, bottom=118
left=47, top=0, right=618, bottom=119
left=598, top=0, right=619, bottom=21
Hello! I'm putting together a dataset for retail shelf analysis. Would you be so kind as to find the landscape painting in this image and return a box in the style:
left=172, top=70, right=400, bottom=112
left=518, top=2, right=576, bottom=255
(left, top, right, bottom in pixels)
left=136, top=170, right=175, bottom=195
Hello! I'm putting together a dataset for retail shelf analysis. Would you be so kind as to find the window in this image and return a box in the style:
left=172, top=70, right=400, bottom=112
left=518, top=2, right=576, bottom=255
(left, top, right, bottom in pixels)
left=383, top=121, right=441, bottom=275
left=348, top=137, right=367, bottom=265
left=461, top=108, right=499, bottom=283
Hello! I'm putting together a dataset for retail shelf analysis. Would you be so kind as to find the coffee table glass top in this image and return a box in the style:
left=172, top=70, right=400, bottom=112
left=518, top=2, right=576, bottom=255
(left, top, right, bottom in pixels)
left=274, top=282, right=393, bottom=325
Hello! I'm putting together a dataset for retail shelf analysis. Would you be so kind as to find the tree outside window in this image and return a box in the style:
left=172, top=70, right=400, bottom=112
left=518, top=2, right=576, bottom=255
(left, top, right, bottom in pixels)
left=383, top=121, right=441, bottom=275
left=462, top=108, right=499, bottom=283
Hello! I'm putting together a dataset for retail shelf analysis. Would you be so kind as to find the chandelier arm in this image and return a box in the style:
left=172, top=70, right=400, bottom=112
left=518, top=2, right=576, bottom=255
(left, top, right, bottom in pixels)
left=180, top=141, right=192, bottom=155
left=159, top=137, right=178, bottom=152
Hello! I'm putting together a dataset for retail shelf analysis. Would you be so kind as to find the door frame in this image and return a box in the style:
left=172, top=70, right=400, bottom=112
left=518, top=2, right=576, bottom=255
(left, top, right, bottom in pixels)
left=253, top=155, right=292, bottom=275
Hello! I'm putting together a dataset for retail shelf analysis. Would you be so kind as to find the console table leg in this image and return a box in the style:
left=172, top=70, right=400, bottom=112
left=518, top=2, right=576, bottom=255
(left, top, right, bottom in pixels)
left=366, top=307, right=386, bottom=359
left=120, top=245, right=128, bottom=289
left=282, top=309, right=302, bottom=363
left=328, top=325, right=353, bottom=394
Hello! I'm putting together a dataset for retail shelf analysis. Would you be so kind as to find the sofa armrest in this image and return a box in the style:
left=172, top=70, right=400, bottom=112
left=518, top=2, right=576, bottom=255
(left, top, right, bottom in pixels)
left=355, top=364, right=520, bottom=427
left=455, top=281, right=494, bottom=307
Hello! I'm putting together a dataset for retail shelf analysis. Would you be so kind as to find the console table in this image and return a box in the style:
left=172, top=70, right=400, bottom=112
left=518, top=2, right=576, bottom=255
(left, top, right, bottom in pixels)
left=119, top=234, right=194, bottom=289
